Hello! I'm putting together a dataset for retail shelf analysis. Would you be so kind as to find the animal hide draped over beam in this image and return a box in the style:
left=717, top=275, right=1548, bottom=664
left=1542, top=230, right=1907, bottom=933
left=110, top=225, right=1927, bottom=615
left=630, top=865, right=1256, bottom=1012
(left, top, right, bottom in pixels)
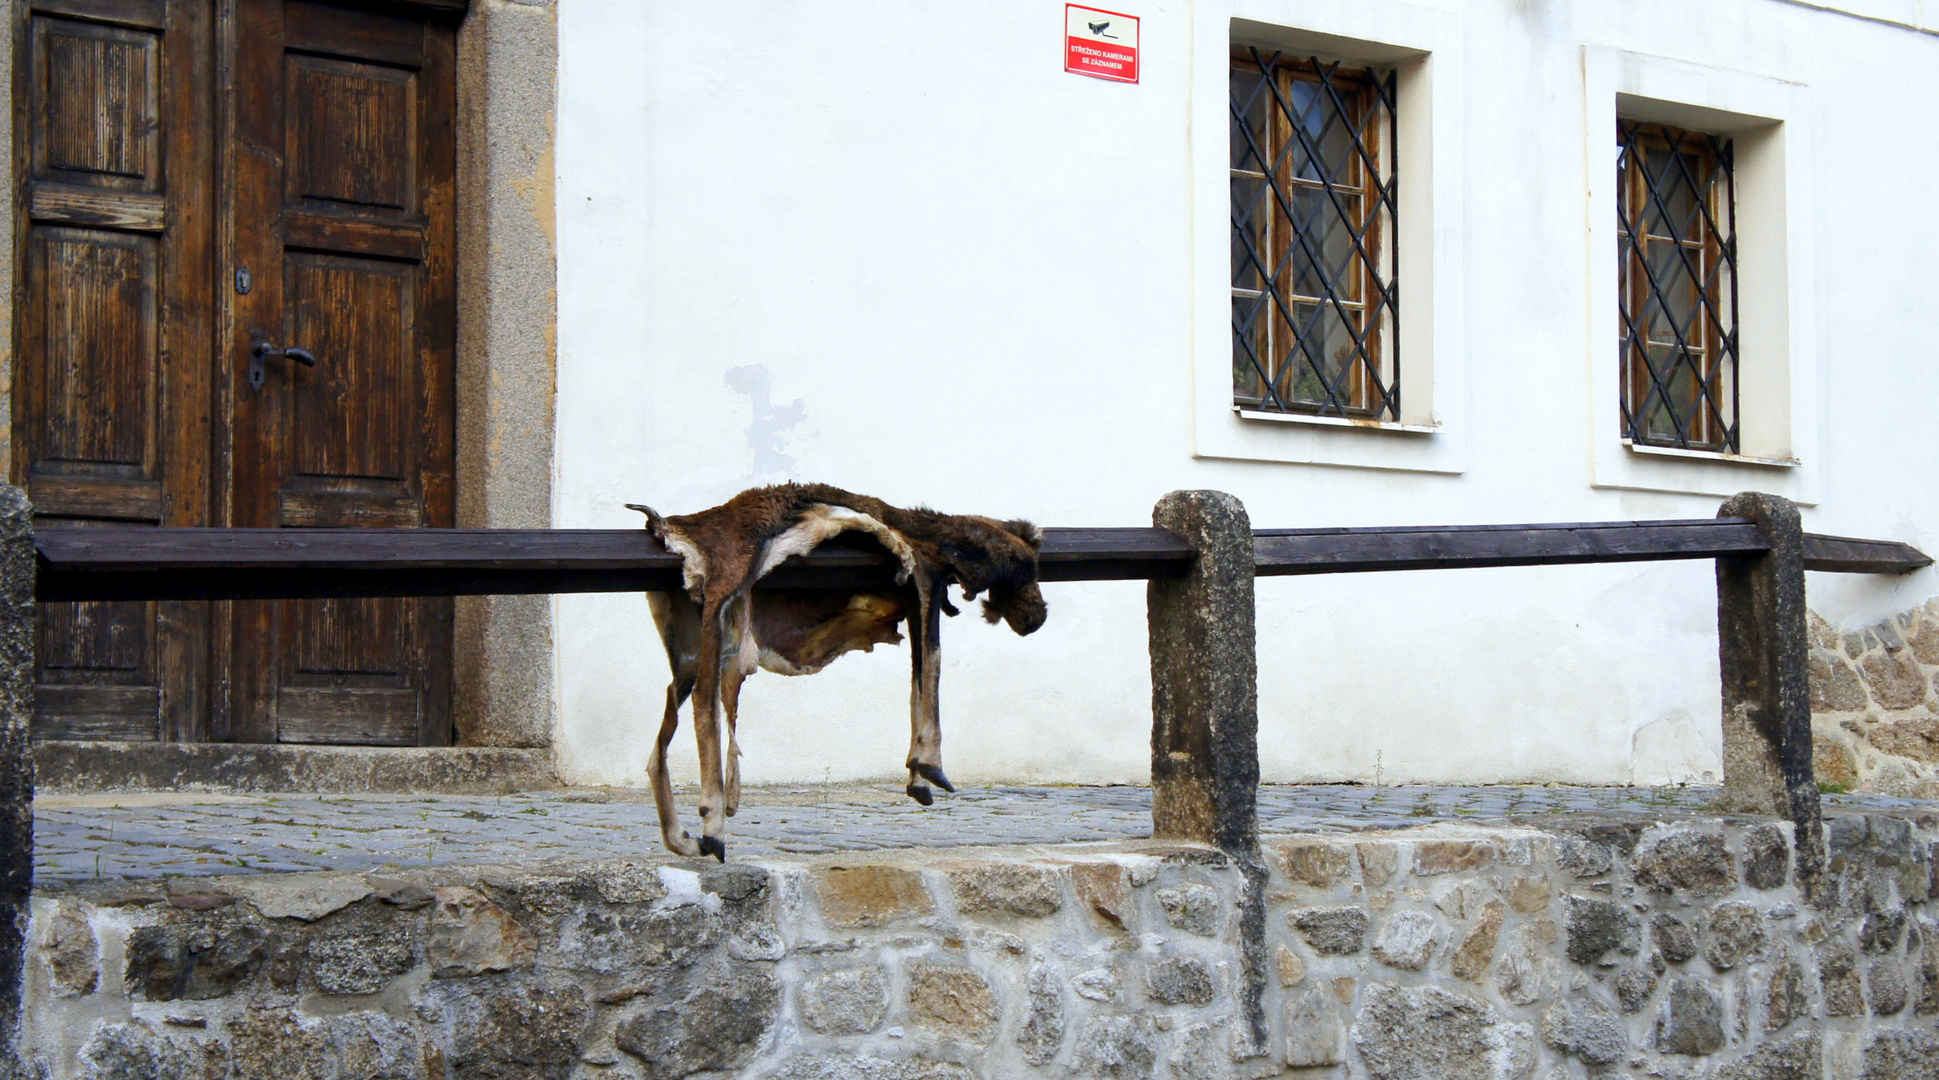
left=627, top=483, right=1048, bottom=860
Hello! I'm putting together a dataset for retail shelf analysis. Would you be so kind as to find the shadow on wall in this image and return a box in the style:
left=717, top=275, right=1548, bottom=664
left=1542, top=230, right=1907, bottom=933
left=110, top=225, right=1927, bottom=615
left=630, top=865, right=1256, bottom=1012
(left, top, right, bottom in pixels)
left=1810, top=602, right=1939, bottom=797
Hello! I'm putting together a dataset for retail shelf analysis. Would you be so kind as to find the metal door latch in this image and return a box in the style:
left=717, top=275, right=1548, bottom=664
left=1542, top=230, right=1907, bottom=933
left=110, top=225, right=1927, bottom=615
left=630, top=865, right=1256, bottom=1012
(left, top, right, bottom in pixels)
left=247, top=341, right=317, bottom=391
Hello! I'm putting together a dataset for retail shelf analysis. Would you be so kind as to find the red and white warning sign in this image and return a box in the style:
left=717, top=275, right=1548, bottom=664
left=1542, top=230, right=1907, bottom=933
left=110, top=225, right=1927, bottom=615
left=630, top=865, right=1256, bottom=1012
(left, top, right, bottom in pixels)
left=1065, top=4, right=1139, bottom=84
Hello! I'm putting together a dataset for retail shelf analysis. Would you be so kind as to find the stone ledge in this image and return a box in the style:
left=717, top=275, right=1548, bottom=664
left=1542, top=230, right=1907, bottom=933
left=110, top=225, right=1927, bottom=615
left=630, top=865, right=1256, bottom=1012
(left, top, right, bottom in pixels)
left=31, top=741, right=558, bottom=796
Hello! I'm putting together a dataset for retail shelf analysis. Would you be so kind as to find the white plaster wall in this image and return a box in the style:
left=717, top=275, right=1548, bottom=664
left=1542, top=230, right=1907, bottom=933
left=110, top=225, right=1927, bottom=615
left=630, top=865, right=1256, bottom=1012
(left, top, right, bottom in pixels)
left=552, top=0, right=1939, bottom=790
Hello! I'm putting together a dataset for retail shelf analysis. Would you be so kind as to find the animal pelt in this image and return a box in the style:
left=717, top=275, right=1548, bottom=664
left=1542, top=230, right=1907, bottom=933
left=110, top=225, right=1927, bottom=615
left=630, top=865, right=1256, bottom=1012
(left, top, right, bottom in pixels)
left=642, top=483, right=1047, bottom=633
left=628, top=483, right=1047, bottom=860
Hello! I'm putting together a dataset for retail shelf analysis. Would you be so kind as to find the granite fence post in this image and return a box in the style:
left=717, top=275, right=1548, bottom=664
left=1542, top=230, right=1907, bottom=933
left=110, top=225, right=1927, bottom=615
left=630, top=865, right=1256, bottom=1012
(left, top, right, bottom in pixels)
left=1148, top=489, right=1269, bottom=1057
left=0, top=486, right=30, bottom=1062
left=1715, top=491, right=1823, bottom=881
left=1149, top=490, right=1258, bottom=851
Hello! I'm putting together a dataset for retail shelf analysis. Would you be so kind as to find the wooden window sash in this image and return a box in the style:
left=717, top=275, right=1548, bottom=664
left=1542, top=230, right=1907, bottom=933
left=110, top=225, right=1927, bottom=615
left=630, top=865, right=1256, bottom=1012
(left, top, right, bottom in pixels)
left=1230, top=51, right=1391, bottom=417
left=1618, top=122, right=1734, bottom=452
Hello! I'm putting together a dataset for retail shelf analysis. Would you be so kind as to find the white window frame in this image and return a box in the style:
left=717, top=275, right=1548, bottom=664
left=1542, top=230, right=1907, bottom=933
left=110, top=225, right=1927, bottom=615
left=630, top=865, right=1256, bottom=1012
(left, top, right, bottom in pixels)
left=1584, top=46, right=1821, bottom=503
left=1193, top=0, right=1467, bottom=474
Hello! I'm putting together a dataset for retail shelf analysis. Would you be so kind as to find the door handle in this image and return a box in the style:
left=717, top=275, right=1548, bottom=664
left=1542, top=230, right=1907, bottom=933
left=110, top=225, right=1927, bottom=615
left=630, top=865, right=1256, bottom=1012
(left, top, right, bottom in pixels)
left=247, top=342, right=317, bottom=391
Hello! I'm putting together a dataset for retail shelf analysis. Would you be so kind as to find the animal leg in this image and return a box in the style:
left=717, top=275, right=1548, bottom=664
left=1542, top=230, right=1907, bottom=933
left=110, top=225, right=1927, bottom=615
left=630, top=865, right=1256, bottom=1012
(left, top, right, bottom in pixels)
left=723, top=664, right=747, bottom=817
left=691, top=595, right=730, bottom=861
left=649, top=678, right=703, bottom=857
left=904, top=578, right=953, bottom=804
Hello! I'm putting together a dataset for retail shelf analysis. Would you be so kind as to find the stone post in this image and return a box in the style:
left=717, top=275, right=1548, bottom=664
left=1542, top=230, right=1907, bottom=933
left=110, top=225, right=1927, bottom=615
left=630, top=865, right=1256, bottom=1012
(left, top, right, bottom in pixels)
left=1148, top=490, right=1269, bottom=1056
left=0, top=486, right=30, bottom=1056
left=1149, top=490, right=1259, bottom=852
left=1715, top=491, right=1823, bottom=881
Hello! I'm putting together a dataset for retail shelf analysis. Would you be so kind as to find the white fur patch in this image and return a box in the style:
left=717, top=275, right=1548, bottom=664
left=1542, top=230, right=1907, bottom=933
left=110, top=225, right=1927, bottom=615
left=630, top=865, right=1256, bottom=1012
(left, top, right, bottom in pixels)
left=657, top=526, right=710, bottom=596
left=730, top=597, right=760, bottom=675
left=755, top=647, right=810, bottom=677
left=752, top=504, right=922, bottom=584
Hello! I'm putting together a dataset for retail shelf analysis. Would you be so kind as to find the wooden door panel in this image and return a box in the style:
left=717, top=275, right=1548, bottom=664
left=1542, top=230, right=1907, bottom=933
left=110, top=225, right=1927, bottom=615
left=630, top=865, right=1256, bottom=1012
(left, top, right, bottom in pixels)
left=31, top=685, right=160, bottom=740
left=16, top=0, right=212, bottom=743
left=292, top=595, right=404, bottom=677
left=285, top=253, right=413, bottom=487
left=287, top=54, right=416, bottom=212
left=30, top=228, right=159, bottom=478
left=278, top=687, right=419, bottom=745
left=40, top=600, right=145, bottom=673
left=31, top=16, right=159, bottom=192
left=227, top=0, right=456, bottom=746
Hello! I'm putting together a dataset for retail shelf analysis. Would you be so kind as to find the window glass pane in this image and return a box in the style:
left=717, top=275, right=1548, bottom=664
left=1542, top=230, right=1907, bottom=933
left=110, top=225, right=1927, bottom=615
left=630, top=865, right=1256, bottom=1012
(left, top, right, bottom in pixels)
left=1642, top=342, right=1714, bottom=444
left=1231, top=175, right=1270, bottom=291
left=1643, top=241, right=1700, bottom=344
left=1230, top=67, right=1268, bottom=172
left=1285, top=82, right=1360, bottom=188
left=1639, top=149, right=1705, bottom=241
left=1233, top=294, right=1271, bottom=404
left=1288, top=189, right=1361, bottom=300
left=1279, top=302, right=1359, bottom=408
left=1280, top=81, right=1327, bottom=183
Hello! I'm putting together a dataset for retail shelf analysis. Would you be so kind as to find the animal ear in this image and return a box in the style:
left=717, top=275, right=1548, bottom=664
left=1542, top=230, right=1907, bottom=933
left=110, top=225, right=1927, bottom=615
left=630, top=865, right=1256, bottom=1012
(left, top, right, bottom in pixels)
left=1003, top=519, right=1044, bottom=550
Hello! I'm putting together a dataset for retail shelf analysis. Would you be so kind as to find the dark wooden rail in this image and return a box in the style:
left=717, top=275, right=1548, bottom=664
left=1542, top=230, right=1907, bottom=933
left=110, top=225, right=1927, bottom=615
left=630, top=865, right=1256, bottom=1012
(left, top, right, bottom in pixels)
left=33, top=518, right=1928, bottom=602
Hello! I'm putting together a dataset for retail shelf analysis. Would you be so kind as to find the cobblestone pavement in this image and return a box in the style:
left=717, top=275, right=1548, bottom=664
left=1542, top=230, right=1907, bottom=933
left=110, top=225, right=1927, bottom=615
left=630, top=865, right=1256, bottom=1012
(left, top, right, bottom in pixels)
left=32, top=783, right=1933, bottom=886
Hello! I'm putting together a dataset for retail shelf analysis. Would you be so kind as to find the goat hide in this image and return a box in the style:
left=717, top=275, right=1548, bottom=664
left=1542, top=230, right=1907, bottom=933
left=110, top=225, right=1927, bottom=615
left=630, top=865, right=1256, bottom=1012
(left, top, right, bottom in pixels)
left=628, top=483, right=1046, bottom=859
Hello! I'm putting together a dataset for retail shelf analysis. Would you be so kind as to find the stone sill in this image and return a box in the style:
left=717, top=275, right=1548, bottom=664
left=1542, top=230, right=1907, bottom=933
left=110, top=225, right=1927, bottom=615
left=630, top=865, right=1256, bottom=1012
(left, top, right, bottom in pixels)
left=31, top=741, right=558, bottom=796
left=1622, top=440, right=1800, bottom=468
left=1235, top=407, right=1439, bottom=435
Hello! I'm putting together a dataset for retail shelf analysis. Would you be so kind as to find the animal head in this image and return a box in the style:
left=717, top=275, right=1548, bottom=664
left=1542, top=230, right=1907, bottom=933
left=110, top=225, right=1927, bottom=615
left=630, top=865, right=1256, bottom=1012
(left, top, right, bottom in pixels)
left=936, top=517, right=1048, bottom=637
left=982, top=580, right=1048, bottom=636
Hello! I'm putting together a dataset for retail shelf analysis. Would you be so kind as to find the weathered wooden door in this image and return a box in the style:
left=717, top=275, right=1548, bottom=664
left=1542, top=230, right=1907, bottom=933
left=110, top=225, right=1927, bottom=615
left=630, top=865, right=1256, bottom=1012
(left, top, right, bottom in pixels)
left=15, top=0, right=459, bottom=746
left=223, top=0, right=457, bottom=745
left=14, top=0, right=215, bottom=741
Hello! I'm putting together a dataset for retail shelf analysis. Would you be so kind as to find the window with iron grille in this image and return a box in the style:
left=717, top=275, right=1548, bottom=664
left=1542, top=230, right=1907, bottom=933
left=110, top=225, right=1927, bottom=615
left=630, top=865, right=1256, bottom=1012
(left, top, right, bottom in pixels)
left=1230, top=49, right=1398, bottom=420
left=1617, top=121, right=1739, bottom=453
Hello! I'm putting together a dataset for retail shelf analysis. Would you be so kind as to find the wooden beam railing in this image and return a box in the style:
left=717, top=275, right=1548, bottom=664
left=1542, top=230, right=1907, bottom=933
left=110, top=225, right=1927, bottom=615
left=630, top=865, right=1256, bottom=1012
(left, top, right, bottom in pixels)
left=6, top=489, right=1931, bottom=1052
left=29, top=518, right=1928, bottom=602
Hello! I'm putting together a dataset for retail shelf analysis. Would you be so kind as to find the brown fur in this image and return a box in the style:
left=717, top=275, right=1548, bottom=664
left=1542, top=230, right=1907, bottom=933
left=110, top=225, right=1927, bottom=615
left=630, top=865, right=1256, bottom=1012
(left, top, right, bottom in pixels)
left=631, top=484, right=1046, bottom=859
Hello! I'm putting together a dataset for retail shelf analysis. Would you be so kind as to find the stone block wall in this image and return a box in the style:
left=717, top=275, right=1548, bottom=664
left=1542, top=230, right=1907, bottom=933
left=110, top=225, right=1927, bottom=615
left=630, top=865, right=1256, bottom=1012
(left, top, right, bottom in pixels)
left=1810, top=604, right=1939, bottom=798
left=17, top=814, right=1939, bottom=1078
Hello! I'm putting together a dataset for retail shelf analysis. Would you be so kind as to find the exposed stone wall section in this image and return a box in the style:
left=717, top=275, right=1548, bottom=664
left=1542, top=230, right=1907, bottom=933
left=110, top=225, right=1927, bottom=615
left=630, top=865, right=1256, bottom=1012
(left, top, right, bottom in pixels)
left=15, top=811, right=1939, bottom=1078
left=1810, top=603, right=1939, bottom=798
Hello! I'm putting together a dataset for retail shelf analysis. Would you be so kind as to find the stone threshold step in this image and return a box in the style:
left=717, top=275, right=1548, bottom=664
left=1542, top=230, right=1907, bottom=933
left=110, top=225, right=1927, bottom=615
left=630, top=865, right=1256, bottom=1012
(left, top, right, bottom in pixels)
left=32, top=740, right=558, bottom=796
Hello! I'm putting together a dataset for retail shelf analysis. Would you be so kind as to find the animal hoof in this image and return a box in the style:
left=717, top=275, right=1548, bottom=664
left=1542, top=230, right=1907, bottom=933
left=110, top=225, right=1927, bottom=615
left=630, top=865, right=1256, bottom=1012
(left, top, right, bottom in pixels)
left=906, top=783, right=934, bottom=806
left=913, top=762, right=955, bottom=793
left=698, top=835, right=727, bottom=862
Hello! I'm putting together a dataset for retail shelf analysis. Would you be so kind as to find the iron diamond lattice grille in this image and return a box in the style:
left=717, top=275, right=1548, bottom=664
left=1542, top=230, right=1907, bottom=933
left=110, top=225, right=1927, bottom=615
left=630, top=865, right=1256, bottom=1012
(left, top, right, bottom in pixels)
left=1230, top=49, right=1398, bottom=420
left=1617, top=121, right=1740, bottom=453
